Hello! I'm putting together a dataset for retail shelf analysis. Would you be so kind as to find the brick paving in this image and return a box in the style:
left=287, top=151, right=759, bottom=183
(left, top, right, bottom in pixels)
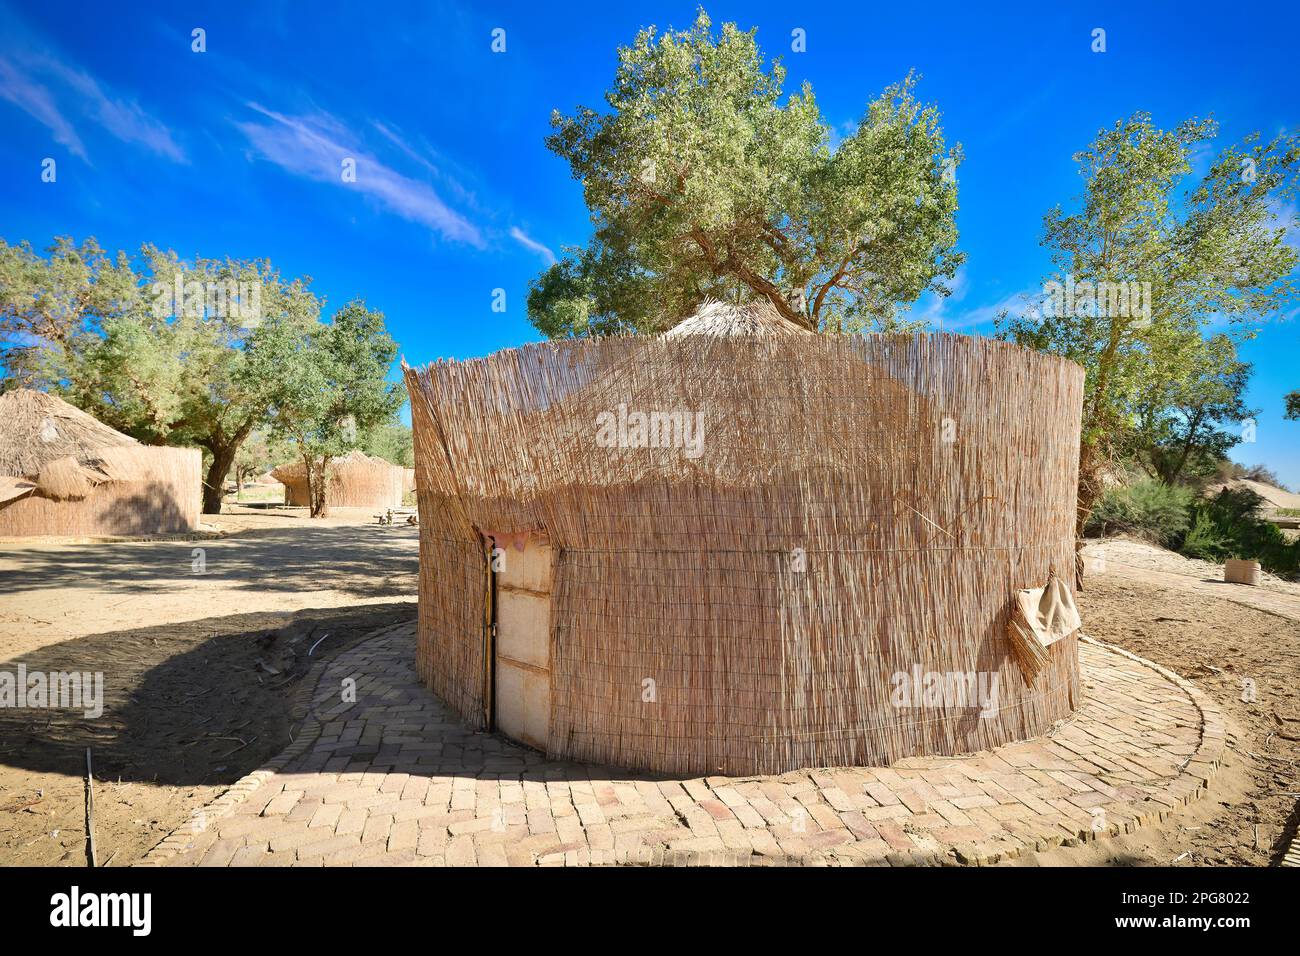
left=141, top=625, right=1224, bottom=867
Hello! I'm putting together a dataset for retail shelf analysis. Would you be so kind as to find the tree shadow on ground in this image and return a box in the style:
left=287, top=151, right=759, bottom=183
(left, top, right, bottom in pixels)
left=0, top=602, right=416, bottom=788
left=1, top=524, right=419, bottom=600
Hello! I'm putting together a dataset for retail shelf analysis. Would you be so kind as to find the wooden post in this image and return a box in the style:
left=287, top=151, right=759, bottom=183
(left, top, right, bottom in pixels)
left=84, top=747, right=97, bottom=867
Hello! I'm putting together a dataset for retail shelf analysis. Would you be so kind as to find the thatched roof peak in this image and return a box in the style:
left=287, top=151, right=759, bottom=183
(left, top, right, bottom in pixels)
left=661, top=299, right=814, bottom=338
left=0, top=389, right=138, bottom=479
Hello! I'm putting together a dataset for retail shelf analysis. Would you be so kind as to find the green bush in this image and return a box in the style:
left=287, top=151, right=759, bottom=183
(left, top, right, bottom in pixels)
left=1186, top=487, right=1300, bottom=576
left=1180, top=509, right=1231, bottom=561
left=1085, top=479, right=1192, bottom=546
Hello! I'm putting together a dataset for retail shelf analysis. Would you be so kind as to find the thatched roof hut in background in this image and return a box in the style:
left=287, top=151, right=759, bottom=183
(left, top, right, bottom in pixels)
left=0, top=389, right=201, bottom=537
left=271, top=449, right=405, bottom=509
left=404, top=300, right=1086, bottom=776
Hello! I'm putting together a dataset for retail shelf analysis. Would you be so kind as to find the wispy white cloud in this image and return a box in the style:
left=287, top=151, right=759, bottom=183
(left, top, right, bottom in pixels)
left=237, top=104, right=483, bottom=246
left=509, top=226, right=556, bottom=266
left=0, top=54, right=85, bottom=158
left=905, top=269, right=1043, bottom=331
left=0, top=51, right=183, bottom=163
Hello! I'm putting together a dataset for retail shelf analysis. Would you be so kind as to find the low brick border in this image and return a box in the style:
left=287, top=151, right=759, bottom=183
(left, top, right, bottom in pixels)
left=135, top=620, right=415, bottom=866
left=141, top=630, right=1227, bottom=867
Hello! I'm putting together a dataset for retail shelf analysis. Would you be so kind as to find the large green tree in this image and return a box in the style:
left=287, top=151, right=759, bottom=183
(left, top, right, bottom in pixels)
left=999, top=114, right=1300, bottom=532
left=0, top=238, right=323, bottom=513
left=253, top=300, right=403, bottom=518
left=529, top=9, right=963, bottom=336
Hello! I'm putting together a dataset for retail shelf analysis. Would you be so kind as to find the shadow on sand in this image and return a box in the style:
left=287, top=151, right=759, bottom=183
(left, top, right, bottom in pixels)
left=0, top=601, right=416, bottom=788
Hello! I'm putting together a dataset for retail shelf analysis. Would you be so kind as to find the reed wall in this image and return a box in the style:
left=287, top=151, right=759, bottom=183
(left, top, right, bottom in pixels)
left=404, top=333, right=1085, bottom=775
left=275, top=457, right=405, bottom=509
left=0, top=446, right=201, bottom=538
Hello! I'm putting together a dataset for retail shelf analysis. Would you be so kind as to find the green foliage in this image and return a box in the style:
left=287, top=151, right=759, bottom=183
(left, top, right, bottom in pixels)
left=254, top=300, right=403, bottom=516
left=1128, top=332, right=1255, bottom=485
left=1180, top=508, right=1233, bottom=561
left=1084, top=479, right=1193, bottom=546
left=998, top=113, right=1300, bottom=529
left=1285, top=389, right=1300, bottom=420
left=531, top=9, right=963, bottom=335
left=0, top=236, right=141, bottom=388
left=0, top=237, right=324, bottom=512
left=1184, top=487, right=1300, bottom=575
left=360, top=422, right=414, bottom=468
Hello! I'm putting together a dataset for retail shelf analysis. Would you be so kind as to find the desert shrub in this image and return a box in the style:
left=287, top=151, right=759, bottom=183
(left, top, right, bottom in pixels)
left=1084, top=479, right=1192, bottom=546
left=1181, top=509, right=1232, bottom=561
left=1185, top=487, right=1300, bottom=576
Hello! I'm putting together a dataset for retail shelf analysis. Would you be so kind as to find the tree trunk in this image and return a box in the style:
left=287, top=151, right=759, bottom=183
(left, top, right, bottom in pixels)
left=201, top=444, right=238, bottom=514
left=303, top=453, right=331, bottom=518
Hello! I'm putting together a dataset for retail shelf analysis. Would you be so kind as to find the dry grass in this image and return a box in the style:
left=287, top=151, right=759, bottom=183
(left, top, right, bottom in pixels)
left=0, top=388, right=136, bottom=478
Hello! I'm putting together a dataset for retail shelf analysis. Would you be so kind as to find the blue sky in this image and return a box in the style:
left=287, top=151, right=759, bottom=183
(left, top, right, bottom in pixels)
left=1, top=1, right=1298, bottom=484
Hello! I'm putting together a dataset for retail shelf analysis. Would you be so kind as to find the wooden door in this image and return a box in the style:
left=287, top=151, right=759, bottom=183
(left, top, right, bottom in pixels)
left=493, top=537, right=552, bottom=751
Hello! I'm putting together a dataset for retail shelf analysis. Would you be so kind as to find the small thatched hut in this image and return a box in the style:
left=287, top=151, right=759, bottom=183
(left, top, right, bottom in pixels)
left=0, top=389, right=201, bottom=537
left=404, top=301, right=1085, bottom=776
left=271, top=449, right=405, bottom=509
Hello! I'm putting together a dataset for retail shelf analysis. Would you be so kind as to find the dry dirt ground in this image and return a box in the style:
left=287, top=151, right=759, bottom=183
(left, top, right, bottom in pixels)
left=1036, top=539, right=1300, bottom=867
left=0, top=506, right=418, bottom=865
left=1, top=518, right=1297, bottom=867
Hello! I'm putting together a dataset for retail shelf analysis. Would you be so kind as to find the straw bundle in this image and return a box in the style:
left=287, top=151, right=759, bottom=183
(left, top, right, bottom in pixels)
left=0, top=389, right=201, bottom=537
left=1006, top=574, right=1083, bottom=683
left=34, top=456, right=93, bottom=500
left=404, top=301, right=1086, bottom=776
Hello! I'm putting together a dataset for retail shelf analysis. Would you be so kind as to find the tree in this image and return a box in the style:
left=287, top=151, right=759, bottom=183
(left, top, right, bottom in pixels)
left=999, top=114, right=1300, bottom=532
left=0, top=237, right=140, bottom=388
left=233, top=428, right=291, bottom=494
left=1285, top=389, right=1300, bottom=421
left=360, top=422, right=414, bottom=468
left=255, top=300, right=403, bottom=517
left=0, top=238, right=322, bottom=513
left=1129, top=332, right=1254, bottom=485
left=68, top=246, right=320, bottom=513
left=529, top=9, right=963, bottom=336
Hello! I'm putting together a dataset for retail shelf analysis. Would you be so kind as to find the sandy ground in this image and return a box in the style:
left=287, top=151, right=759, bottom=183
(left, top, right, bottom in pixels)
left=0, top=506, right=418, bottom=657
left=0, top=505, right=418, bottom=865
left=1086, top=535, right=1300, bottom=599
left=2, top=515, right=1297, bottom=867
left=1043, top=540, right=1300, bottom=867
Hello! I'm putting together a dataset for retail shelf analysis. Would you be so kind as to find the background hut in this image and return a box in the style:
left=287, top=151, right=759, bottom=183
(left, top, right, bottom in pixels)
left=271, top=449, right=405, bottom=509
left=404, top=301, right=1085, bottom=776
left=0, top=389, right=201, bottom=538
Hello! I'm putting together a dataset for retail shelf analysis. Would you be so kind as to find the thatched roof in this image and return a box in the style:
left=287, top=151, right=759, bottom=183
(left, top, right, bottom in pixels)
left=270, top=448, right=398, bottom=482
left=661, top=299, right=813, bottom=339
left=0, top=389, right=138, bottom=479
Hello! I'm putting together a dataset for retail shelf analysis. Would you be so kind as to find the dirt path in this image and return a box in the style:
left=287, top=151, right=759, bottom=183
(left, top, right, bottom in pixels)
left=1090, top=558, right=1300, bottom=624
left=0, top=509, right=419, bottom=866
left=0, top=508, right=419, bottom=658
left=1070, top=567, right=1300, bottom=866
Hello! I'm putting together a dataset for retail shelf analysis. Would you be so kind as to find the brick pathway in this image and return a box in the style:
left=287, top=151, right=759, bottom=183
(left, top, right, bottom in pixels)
left=141, top=625, right=1224, bottom=867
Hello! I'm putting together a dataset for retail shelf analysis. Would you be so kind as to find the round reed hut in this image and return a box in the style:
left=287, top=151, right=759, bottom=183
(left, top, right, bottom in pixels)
left=271, top=449, right=405, bottom=509
left=0, top=389, right=201, bottom=538
left=403, top=301, right=1086, bottom=776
